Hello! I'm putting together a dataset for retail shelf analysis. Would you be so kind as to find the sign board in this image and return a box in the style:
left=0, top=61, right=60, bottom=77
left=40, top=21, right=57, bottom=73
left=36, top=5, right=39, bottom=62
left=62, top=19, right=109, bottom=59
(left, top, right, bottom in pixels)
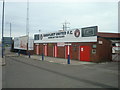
left=98, top=41, right=103, bottom=44
left=14, top=36, right=34, bottom=50
left=34, top=26, right=98, bottom=43
left=19, top=36, right=28, bottom=50
left=57, top=42, right=65, bottom=46
left=3, top=37, right=12, bottom=44
left=92, top=44, right=97, bottom=48
left=65, top=43, right=72, bottom=46
left=14, top=36, right=28, bottom=50
left=14, top=37, right=20, bottom=49
left=81, top=26, right=97, bottom=37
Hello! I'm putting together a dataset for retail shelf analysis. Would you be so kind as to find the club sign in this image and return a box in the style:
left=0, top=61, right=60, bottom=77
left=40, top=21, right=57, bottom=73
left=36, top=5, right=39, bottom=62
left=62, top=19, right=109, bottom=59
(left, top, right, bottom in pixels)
left=34, top=26, right=98, bottom=43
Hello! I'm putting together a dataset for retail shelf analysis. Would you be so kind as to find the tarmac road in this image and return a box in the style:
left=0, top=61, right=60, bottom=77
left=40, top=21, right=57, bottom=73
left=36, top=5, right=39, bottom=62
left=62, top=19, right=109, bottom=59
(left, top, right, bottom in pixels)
left=2, top=55, right=119, bottom=88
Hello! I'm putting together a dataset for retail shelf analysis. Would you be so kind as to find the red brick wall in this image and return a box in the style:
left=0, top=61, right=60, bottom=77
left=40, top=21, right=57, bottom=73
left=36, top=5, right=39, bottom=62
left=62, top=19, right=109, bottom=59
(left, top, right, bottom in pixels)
left=34, top=37, right=112, bottom=62
left=57, top=46, right=65, bottom=58
left=47, top=43, right=54, bottom=57
left=95, top=37, right=112, bottom=62
left=39, top=44, right=43, bottom=55
left=71, top=43, right=94, bottom=61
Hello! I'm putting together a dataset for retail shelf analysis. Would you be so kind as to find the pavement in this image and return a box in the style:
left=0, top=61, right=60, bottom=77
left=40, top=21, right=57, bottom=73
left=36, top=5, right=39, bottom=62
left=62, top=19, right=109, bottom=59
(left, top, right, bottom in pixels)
left=5, top=49, right=114, bottom=65
left=7, top=52, right=99, bottom=65
left=4, top=47, right=119, bottom=65
left=5, top=50, right=120, bottom=67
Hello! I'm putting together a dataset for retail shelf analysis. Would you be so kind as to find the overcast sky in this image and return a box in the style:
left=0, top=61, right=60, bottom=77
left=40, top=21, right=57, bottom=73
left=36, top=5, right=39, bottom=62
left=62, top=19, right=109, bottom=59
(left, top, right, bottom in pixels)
left=0, top=0, right=118, bottom=39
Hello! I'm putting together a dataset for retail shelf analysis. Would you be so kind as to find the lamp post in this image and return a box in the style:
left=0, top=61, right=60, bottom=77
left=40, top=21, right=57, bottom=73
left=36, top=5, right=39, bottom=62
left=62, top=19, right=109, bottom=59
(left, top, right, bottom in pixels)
left=10, top=22, right=11, bottom=37
left=39, top=29, right=41, bottom=39
left=38, top=29, right=44, bottom=60
left=26, top=0, right=29, bottom=56
left=39, top=29, right=41, bottom=34
left=2, top=0, right=5, bottom=58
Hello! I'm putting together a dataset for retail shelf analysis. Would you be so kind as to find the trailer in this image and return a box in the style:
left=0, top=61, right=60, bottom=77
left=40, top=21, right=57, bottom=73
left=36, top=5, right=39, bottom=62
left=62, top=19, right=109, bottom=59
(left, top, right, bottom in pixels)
left=13, top=35, right=34, bottom=55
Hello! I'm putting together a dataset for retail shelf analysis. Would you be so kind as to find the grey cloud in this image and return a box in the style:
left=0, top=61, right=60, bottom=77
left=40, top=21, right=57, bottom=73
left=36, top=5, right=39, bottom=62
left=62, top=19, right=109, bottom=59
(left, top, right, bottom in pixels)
left=0, top=1, right=118, bottom=40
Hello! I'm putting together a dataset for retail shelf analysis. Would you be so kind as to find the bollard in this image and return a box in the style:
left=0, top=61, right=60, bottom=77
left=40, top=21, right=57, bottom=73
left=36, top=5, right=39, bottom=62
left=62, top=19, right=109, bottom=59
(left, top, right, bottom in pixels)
left=67, top=55, right=70, bottom=64
left=42, top=53, right=44, bottom=61
left=28, top=52, right=31, bottom=58
left=2, top=56, right=6, bottom=66
left=18, top=50, right=20, bottom=56
left=18, top=52, right=20, bottom=56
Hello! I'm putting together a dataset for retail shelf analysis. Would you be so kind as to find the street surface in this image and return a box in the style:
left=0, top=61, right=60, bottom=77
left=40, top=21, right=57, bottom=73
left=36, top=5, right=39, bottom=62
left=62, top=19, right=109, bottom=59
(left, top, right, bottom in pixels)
left=2, top=47, right=119, bottom=88
left=2, top=57, right=119, bottom=88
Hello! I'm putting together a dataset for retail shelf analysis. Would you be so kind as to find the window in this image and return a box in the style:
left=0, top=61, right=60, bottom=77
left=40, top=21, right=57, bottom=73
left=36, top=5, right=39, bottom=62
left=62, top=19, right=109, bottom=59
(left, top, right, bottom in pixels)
left=112, top=43, right=116, bottom=46
left=92, top=49, right=96, bottom=54
left=34, top=34, right=39, bottom=40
